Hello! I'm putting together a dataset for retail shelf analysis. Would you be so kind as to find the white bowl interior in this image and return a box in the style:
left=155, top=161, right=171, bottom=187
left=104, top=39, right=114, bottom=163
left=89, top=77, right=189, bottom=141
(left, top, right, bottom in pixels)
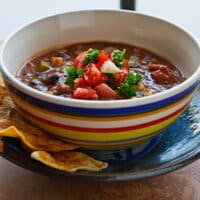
left=2, top=11, right=200, bottom=79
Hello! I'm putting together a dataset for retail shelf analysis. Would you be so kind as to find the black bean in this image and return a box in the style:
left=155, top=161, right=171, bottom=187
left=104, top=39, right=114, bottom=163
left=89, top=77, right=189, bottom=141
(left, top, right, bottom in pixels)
left=43, top=74, right=59, bottom=85
left=144, top=55, right=153, bottom=62
left=58, top=52, right=70, bottom=60
left=45, top=69, right=57, bottom=78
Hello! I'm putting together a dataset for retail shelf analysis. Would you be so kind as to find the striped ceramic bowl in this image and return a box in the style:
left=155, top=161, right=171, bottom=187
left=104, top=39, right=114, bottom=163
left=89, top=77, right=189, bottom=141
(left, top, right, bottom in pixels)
left=1, top=10, right=200, bottom=150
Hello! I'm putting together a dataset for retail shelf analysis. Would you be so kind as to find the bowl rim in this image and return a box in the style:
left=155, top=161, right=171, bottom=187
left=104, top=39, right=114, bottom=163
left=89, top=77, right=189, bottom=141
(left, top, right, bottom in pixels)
left=1, top=9, right=200, bottom=108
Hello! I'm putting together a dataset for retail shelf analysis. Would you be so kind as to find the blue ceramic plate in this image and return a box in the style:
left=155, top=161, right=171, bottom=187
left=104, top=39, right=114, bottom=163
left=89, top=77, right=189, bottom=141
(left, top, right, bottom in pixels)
left=1, top=87, right=200, bottom=182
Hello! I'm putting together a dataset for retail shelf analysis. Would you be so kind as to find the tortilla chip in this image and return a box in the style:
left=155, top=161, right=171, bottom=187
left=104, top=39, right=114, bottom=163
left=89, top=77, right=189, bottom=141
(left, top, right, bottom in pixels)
left=0, top=75, right=7, bottom=102
left=0, top=85, right=7, bottom=106
left=0, top=139, right=4, bottom=153
left=0, top=77, right=14, bottom=118
left=1, top=95, right=15, bottom=109
left=0, top=86, right=6, bottom=101
left=0, top=118, right=79, bottom=152
left=0, top=73, right=108, bottom=172
left=0, top=75, right=79, bottom=152
left=0, top=73, right=4, bottom=86
left=31, top=151, right=108, bottom=172
left=0, top=107, right=11, bottom=118
left=0, top=126, right=19, bottom=138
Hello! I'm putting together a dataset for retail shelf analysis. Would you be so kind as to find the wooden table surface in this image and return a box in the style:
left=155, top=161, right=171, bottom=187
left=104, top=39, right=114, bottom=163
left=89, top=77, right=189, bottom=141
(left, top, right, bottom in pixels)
left=0, top=156, right=200, bottom=200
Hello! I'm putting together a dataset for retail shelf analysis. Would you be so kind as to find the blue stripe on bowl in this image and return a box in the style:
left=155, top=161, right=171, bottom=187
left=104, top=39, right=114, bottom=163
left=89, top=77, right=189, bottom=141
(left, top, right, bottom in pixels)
left=6, top=80, right=199, bottom=117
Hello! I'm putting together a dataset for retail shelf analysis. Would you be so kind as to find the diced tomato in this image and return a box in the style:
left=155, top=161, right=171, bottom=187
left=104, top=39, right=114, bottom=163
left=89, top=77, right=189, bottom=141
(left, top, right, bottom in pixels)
left=83, top=63, right=108, bottom=86
left=74, top=77, right=89, bottom=88
left=95, top=83, right=119, bottom=100
left=95, top=52, right=109, bottom=68
left=72, top=88, right=98, bottom=100
left=110, top=70, right=128, bottom=88
left=74, top=52, right=87, bottom=68
left=114, top=60, right=129, bottom=87
left=150, top=65, right=176, bottom=84
left=124, top=59, right=129, bottom=71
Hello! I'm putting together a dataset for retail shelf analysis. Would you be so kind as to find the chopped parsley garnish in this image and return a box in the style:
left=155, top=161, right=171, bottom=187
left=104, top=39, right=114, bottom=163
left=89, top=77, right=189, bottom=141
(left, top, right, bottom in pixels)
left=77, top=68, right=84, bottom=77
left=106, top=73, right=116, bottom=84
left=112, top=49, right=126, bottom=67
left=126, top=73, right=142, bottom=85
left=116, top=73, right=142, bottom=98
left=83, top=49, right=99, bottom=64
left=65, top=66, right=83, bottom=86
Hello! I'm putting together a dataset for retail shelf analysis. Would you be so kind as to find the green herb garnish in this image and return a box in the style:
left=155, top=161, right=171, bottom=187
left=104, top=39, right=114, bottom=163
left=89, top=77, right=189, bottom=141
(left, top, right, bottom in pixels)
left=116, top=73, right=142, bottom=98
left=125, top=73, right=142, bottom=85
left=112, top=49, right=126, bottom=67
left=83, top=49, right=99, bottom=64
left=106, top=73, right=116, bottom=84
left=65, top=66, right=83, bottom=86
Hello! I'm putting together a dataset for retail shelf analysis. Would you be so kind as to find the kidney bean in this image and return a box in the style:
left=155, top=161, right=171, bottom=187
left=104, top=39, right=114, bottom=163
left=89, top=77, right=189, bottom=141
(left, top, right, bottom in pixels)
left=56, top=83, right=71, bottom=94
left=150, top=65, right=176, bottom=84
